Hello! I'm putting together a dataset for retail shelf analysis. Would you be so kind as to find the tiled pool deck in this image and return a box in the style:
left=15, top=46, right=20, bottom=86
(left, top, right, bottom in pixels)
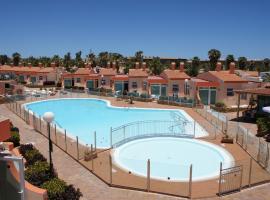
left=2, top=93, right=270, bottom=200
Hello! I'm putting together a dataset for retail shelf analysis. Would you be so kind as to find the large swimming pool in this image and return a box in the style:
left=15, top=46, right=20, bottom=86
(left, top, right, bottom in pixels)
left=113, top=137, right=234, bottom=181
left=24, top=98, right=207, bottom=148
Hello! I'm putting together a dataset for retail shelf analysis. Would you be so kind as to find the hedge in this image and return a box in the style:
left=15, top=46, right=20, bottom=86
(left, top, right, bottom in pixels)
left=24, top=149, right=47, bottom=167
left=5, top=130, right=20, bottom=147
left=25, top=161, right=55, bottom=186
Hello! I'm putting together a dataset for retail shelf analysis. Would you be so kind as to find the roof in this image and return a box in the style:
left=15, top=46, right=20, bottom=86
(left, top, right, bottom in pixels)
left=112, top=74, right=129, bottom=81
left=207, top=71, right=248, bottom=83
left=74, top=68, right=91, bottom=75
left=147, top=76, right=167, bottom=84
left=161, top=69, right=190, bottom=80
left=191, top=78, right=220, bottom=87
left=128, top=68, right=148, bottom=77
left=236, top=87, right=270, bottom=96
left=100, top=68, right=117, bottom=76
left=0, top=65, right=56, bottom=74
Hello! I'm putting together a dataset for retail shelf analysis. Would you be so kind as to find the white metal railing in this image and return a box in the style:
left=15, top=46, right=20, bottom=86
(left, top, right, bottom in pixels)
left=111, top=120, right=195, bottom=147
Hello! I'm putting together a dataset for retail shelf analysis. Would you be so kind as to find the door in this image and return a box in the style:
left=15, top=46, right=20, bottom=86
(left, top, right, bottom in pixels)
left=151, top=85, right=160, bottom=96
left=161, top=85, right=167, bottom=96
left=199, top=89, right=209, bottom=105
left=86, top=80, right=94, bottom=90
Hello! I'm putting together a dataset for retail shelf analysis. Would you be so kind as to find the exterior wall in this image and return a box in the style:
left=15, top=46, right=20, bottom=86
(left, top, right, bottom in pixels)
left=0, top=118, right=11, bottom=142
left=167, top=80, right=186, bottom=97
left=102, top=76, right=113, bottom=89
left=128, top=77, right=148, bottom=94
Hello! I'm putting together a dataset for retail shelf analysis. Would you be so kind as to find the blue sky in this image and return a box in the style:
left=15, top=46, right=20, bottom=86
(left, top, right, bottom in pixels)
left=0, top=0, right=269, bottom=59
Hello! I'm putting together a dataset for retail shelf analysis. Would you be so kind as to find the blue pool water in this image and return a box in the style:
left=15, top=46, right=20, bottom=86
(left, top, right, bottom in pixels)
left=113, top=137, right=234, bottom=181
left=25, top=98, right=207, bottom=148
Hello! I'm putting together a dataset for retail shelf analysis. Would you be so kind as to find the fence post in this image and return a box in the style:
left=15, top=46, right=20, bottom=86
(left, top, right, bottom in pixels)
left=19, top=104, right=22, bottom=118
left=147, top=159, right=150, bottom=192
left=248, top=157, right=253, bottom=187
left=218, top=162, right=223, bottom=196
left=189, top=164, right=193, bottom=199
left=110, top=127, right=112, bottom=148
left=39, top=116, right=42, bottom=133
left=91, top=144, right=94, bottom=171
left=123, top=126, right=126, bottom=141
left=76, top=136, right=79, bottom=160
left=27, top=109, right=30, bottom=125
left=54, top=124, right=57, bottom=145
left=109, top=154, right=112, bottom=185
left=94, top=131, right=96, bottom=151
left=64, top=129, right=67, bottom=152
left=193, top=121, right=196, bottom=137
left=257, top=139, right=261, bottom=161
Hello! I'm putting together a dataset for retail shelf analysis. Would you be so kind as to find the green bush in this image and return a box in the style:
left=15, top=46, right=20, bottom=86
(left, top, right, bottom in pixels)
left=215, top=101, right=226, bottom=108
left=256, top=118, right=270, bottom=137
left=41, top=178, right=67, bottom=200
left=5, top=130, right=20, bottom=147
left=62, top=185, right=82, bottom=200
left=25, top=161, right=55, bottom=186
left=24, top=149, right=47, bottom=166
left=19, top=143, right=34, bottom=157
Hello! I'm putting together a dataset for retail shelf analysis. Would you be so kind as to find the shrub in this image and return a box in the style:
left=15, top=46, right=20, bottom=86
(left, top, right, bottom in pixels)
left=5, top=130, right=20, bottom=147
left=24, top=149, right=47, bottom=166
left=215, top=101, right=226, bottom=108
left=140, top=93, right=150, bottom=99
left=41, top=178, right=67, bottom=200
left=56, top=82, right=62, bottom=88
left=43, top=81, right=55, bottom=86
left=19, top=143, right=34, bottom=157
left=25, top=161, right=55, bottom=186
left=62, top=185, right=82, bottom=200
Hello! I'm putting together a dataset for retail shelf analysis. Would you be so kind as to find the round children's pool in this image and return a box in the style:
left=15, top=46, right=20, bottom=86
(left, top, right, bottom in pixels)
left=113, top=137, right=234, bottom=181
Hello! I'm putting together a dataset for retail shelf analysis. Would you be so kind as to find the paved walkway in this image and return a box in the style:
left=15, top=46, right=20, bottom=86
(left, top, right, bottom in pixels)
left=1, top=103, right=270, bottom=200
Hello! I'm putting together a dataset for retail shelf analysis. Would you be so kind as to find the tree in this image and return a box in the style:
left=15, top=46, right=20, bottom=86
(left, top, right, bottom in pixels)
left=238, top=57, right=247, bottom=70
left=63, top=52, right=72, bottom=69
left=75, top=51, right=84, bottom=67
left=0, top=55, right=9, bottom=65
left=86, top=51, right=96, bottom=67
left=148, top=57, right=165, bottom=75
left=98, top=52, right=109, bottom=67
left=12, top=52, right=21, bottom=66
left=135, top=51, right=144, bottom=62
left=187, top=57, right=200, bottom=77
left=263, top=58, right=270, bottom=71
left=225, top=54, right=235, bottom=70
left=208, top=49, right=221, bottom=70
left=51, top=55, right=62, bottom=67
left=248, top=60, right=256, bottom=71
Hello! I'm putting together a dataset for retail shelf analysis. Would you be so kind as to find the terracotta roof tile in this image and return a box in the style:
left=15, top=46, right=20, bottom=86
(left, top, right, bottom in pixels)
left=128, top=68, right=148, bottom=77
left=147, top=76, right=167, bottom=84
left=161, top=69, right=190, bottom=80
left=100, top=68, right=117, bottom=76
left=208, top=71, right=248, bottom=82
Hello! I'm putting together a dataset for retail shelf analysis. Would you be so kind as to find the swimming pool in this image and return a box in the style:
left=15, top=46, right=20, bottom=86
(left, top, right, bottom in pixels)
left=113, top=137, right=234, bottom=181
left=24, top=98, right=207, bottom=148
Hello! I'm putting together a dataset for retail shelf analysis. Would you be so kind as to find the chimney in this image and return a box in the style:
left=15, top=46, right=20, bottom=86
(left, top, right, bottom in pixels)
left=84, top=63, right=88, bottom=68
left=51, top=62, right=56, bottom=69
left=216, top=62, right=222, bottom=72
left=112, top=62, right=116, bottom=70
left=28, top=63, right=32, bottom=68
left=38, top=63, right=43, bottom=68
left=229, top=62, right=235, bottom=74
left=135, top=62, right=140, bottom=69
left=171, top=62, right=176, bottom=70
left=107, top=62, right=111, bottom=69
left=142, top=62, right=146, bottom=71
left=180, top=62, right=185, bottom=72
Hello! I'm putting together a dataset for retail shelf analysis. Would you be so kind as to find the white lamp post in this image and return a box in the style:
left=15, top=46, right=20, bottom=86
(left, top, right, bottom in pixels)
left=43, top=112, right=54, bottom=173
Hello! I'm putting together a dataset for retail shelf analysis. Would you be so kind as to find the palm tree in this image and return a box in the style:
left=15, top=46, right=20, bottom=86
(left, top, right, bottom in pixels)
left=63, top=52, right=72, bottom=69
left=12, top=52, right=21, bottom=66
left=225, top=54, right=235, bottom=70
left=148, top=57, right=165, bottom=75
left=98, top=52, right=109, bottom=67
left=187, top=57, right=200, bottom=77
left=248, top=60, right=256, bottom=71
left=238, top=57, right=247, bottom=70
left=0, top=55, right=9, bottom=65
left=263, top=58, right=270, bottom=71
left=51, top=55, right=62, bottom=67
left=86, top=51, right=96, bottom=67
left=208, top=49, right=221, bottom=70
left=135, top=51, right=144, bottom=62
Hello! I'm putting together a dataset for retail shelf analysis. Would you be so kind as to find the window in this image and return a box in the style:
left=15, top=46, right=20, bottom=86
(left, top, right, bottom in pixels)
left=172, top=84, right=179, bottom=93
left=39, top=76, right=43, bottom=80
left=132, top=82, right=137, bottom=89
left=76, top=78, right=81, bottom=83
left=143, top=81, right=147, bottom=90
left=227, top=88, right=234, bottom=96
left=240, top=93, right=247, bottom=100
